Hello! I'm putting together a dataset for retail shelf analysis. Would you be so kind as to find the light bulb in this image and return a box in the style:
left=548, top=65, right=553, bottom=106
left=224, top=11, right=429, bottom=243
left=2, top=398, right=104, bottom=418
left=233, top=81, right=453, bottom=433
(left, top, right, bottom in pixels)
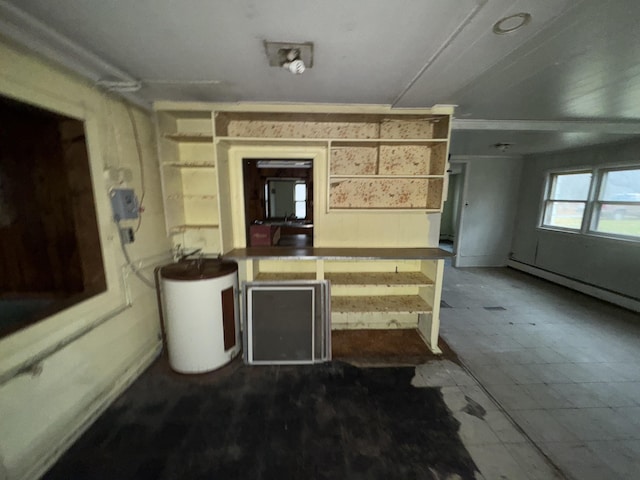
left=283, top=59, right=305, bottom=74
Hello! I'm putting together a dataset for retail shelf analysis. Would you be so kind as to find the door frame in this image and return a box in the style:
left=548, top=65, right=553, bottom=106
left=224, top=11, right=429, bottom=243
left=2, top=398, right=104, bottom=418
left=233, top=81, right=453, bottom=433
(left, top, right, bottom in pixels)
left=449, top=160, right=470, bottom=267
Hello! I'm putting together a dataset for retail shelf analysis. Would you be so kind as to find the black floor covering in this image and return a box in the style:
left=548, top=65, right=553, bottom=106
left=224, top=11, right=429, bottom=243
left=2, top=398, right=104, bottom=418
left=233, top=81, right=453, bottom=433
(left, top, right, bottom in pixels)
left=44, top=361, right=477, bottom=479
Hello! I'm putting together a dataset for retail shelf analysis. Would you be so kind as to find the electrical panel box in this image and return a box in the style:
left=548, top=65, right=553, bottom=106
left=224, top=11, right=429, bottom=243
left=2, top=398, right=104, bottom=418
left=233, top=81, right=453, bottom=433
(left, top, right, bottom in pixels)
left=110, top=188, right=139, bottom=220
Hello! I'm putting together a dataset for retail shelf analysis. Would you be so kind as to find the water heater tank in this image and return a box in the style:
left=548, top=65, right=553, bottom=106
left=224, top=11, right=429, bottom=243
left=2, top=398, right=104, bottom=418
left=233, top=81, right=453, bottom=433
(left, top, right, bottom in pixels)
left=160, top=259, right=240, bottom=373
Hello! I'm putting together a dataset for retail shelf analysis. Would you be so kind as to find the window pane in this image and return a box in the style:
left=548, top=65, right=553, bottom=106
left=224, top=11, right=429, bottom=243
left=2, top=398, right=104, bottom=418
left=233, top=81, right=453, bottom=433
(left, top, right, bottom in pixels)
left=543, top=201, right=585, bottom=229
left=600, top=168, right=640, bottom=201
left=551, top=173, right=591, bottom=200
left=295, top=201, right=306, bottom=218
left=594, top=204, right=640, bottom=237
left=295, top=183, right=306, bottom=201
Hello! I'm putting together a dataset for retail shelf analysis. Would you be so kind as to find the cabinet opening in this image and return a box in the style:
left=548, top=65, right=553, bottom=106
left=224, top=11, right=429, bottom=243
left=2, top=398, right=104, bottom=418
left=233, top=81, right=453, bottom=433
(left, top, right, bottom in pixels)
left=243, top=158, right=314, bottom=247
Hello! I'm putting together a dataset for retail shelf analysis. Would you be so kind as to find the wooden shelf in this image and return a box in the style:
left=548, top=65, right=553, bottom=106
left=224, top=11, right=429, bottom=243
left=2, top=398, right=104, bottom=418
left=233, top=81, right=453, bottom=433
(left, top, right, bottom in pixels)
left=162, top=162, right=215, bottom=168
left=331, top=139, right=448, bottom=145
left=330, top=174, right=444, bottom=179
left=329, top=177, right=444, bottom=210
left=216, top=137, right=447, bottom=145
left=164, top=133, right=213, bottom=142
left=324, top=271, right=433, bottom=286
left=215, top=136, right=328, bottom=146
left=332, top=295, right=431, bottom=314
left=214, top=111, right=450, bottom=140
left=255, top=272, right=317, bottom=281
left=225, top=247, right=452, bottom=260
left=169, top=224, right=219, bottom=233
left=166, top=194, right=217, bottom=200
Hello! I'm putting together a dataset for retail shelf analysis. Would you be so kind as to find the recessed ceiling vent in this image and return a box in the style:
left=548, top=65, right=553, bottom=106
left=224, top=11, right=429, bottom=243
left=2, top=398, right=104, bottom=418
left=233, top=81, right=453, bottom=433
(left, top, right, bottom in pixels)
left=492, top=13, right=531, bottom=35
left=264, top=41, right=314, bottom=75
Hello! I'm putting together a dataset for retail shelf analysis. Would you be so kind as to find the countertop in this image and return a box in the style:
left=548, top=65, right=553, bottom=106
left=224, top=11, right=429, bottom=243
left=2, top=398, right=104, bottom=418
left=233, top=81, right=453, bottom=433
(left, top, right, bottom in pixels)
left=223, top=247, right=453, bottom=261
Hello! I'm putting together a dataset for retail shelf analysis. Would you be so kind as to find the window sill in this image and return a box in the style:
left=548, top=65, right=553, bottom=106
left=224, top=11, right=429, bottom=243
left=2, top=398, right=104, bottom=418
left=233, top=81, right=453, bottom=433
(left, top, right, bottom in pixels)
left=537, top=226, right=640, bottom=245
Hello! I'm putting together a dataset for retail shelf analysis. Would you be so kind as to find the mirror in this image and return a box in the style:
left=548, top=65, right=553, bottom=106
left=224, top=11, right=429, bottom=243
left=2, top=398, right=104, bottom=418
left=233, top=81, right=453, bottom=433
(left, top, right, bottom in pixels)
left=266, top=178, right=307, bottom=219
left=243, top=159, right=313, bottom=247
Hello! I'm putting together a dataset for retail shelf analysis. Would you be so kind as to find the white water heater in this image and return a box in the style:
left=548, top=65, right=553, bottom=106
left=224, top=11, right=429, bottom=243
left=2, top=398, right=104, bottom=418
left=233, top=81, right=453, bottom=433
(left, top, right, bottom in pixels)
left=160, top=259, right=240, bottom=373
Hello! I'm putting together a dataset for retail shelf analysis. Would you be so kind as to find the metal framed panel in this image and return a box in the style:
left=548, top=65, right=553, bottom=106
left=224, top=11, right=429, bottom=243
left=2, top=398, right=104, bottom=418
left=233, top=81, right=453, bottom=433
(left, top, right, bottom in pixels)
left=243, top=280, right=331, bottom=365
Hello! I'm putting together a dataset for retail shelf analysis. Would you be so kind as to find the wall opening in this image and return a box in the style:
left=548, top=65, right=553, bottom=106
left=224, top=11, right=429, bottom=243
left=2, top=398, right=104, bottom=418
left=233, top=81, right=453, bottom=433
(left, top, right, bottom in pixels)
left=0, top=95, right=106, bottom=337
left=242, top=158, right=314, bottom=247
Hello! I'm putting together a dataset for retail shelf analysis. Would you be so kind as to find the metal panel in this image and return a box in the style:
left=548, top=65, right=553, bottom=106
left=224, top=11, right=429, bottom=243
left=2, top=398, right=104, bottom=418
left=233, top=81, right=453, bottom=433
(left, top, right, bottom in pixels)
left=244, top=280, right=330, bottom=365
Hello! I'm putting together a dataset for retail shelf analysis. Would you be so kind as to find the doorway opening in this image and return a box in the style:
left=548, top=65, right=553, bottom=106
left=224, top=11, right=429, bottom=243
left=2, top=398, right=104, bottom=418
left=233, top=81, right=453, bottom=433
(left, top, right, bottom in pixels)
left=242, top=159, right=314, bottom=247
left=439, top=162, right=466, bottom=264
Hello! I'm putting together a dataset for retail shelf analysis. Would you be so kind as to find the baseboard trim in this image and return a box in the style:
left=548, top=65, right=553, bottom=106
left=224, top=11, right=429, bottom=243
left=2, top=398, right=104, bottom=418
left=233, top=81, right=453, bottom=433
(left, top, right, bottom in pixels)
left=507, top=260, right=640, bottom=313
left=25, top=341, right=162, bottom=480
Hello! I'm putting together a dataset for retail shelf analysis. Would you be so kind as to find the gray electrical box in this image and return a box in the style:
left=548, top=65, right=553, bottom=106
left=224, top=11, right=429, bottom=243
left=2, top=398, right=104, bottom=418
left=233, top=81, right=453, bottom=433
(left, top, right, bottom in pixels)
left=110, top=188, right=139, bottom=220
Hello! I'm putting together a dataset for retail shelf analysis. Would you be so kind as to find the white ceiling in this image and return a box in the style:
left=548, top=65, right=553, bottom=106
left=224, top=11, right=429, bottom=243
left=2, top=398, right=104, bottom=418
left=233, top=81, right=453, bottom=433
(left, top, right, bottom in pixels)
left=2, top=0, right=640, bottom=156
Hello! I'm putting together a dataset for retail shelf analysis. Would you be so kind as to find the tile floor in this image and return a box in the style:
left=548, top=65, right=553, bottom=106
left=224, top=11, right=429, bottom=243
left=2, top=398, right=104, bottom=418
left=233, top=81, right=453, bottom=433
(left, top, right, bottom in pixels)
left=439, top=265, right=640, bottom=480
left=412, top=359, right=564, bottom=479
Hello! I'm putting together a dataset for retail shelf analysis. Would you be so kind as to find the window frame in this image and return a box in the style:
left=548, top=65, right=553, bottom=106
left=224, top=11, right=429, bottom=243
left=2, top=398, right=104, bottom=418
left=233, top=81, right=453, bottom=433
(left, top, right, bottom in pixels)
left=539, top=164, right=640, bottom=243
left=294, top=181, right=307, bottom=219
left=540, top=169, right=593, bottom=233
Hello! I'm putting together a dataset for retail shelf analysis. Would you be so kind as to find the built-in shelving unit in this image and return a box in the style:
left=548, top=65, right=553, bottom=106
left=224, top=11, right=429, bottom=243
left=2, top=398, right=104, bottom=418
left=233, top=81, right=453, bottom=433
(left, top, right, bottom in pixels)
left=324, top=259, right=436, bottom=330
left=214, top=111, right=450, bottom=212
left=155, top=103, right=453, bottom=353
left=156, top=110, right=221, bottom=253
left=225, top=247, right=449, bottom=354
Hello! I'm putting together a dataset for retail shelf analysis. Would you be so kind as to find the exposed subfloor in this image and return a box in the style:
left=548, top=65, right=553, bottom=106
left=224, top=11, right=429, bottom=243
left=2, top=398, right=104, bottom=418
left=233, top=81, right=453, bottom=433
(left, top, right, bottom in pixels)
left=44, top=360, right=481, bottom=479
left=43, top=349, right=563, bottom=479
left=331, top=328, right=456, bottom=365
left=440, top=265, right=640, bottom=480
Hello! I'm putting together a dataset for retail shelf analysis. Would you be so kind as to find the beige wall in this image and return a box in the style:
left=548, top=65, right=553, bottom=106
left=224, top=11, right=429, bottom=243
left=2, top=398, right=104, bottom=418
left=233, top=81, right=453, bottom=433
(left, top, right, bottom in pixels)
left=0, top=41, right=170, bottom=480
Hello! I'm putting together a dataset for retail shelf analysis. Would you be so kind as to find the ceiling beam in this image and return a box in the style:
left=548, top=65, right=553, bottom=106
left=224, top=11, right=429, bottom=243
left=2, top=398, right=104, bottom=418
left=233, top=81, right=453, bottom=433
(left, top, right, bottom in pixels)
left=452, top=118, right=640, bottom=135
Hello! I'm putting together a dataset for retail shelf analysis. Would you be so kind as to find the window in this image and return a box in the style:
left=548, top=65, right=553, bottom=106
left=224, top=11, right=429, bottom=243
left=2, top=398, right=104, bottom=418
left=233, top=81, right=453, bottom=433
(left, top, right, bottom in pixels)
left=542, top=172, right=592, bottom=230
left=541, top=166, right=640, bottom=240
left=294, top=182, right=307, bottom=218
left=592, top=168, right=640, bottom=238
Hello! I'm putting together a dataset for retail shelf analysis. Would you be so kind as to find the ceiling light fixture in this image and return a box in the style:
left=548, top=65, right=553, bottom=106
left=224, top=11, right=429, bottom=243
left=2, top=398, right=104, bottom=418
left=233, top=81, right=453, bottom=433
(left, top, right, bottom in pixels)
left=282, top=49, right=305, bottom=75
left=264, top=41, right=314, bottom=75
left=492, top=13, right=532, bottom=35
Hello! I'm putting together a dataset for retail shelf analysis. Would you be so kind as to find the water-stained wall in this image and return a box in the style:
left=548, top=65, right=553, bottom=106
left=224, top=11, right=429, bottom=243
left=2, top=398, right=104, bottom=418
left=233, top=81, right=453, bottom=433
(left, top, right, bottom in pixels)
left=0, top=40, right=170, bottom=480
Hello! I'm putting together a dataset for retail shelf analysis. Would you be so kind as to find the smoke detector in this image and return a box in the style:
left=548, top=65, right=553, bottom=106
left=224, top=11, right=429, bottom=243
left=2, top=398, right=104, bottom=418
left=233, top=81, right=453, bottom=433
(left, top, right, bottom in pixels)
left=264, top=41, right=314, bottom=75
left=493, top=13, right=532, bottom=35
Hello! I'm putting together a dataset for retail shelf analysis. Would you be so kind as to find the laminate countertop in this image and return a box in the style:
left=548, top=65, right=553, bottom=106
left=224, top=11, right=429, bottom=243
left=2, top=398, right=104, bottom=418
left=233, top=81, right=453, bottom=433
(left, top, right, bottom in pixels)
left=223, top=247, right=453, bottom=261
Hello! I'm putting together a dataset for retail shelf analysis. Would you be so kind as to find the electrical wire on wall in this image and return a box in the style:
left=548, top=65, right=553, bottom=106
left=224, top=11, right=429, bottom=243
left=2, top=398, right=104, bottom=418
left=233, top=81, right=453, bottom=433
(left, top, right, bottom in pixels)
left=126, top=105, right=146, bottom=232
left=95, top=83, right=160, bottom=291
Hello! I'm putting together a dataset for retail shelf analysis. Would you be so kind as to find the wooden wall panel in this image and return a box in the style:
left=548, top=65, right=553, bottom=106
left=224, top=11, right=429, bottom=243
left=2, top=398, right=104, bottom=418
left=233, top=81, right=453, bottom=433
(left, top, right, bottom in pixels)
left=0, top=97, right=105, bottom=296
left=58, top=120, right=106, bottom=294
left=379, top=119, right=434, bottom=139
left=330, top=178, right=429, bottom=209
left=0, top=103, right=57, bottom=292
left=227, top=119, right=378, bottom=139
left=330, top=146, right=377, bottom=175
left=379, top=145, right=430, bottom=175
